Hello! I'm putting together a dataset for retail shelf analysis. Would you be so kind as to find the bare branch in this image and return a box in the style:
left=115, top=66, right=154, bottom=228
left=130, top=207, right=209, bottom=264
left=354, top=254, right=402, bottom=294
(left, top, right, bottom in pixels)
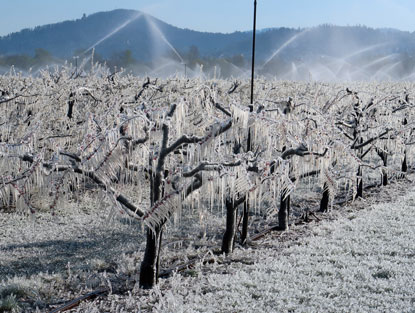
left=60, top=152, right=82, bottom=163
left=183, top=161, right=241, bottom=178
left=360, top=146, right=373, bottom=159
left=290, top=170, right=321, bottom=182
left=0, top=93, right=38, bottom=104
left=335, top=121, right=355, bottom=129
left=351, top=129, right=391, bottom=150
left=16, top=149, right=145, bottom=217
left=227, top=81, right=240, bottom=94
left=337, top=126, right=355, bottom=141
left=214, top=102, right=232, bottom=117
left=164, top=119, right=232, bottom=156
left=184, top=174, right=203, bottom=198
left=281, top=144, right=308, bottom=159
left=281, top=144, right=328, bottom=160
left=131, top=129, right=149, bottom=147
left=135, top=77, right=153, bottom=101
left=304, top=148, right=328, bottom=158
left=166, top=103, right=177, bottom=118
left=72, top=167, right=144, bottom=217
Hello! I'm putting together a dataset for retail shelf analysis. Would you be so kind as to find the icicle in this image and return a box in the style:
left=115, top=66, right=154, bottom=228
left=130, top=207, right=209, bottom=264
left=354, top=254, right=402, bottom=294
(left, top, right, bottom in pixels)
left=273, top=179, right=277, bottom=200
left=221, top=176, right=225, bottom=216
left=258, top=183, right=262, bottom=215
left=197, top=188, right=201, bottom=213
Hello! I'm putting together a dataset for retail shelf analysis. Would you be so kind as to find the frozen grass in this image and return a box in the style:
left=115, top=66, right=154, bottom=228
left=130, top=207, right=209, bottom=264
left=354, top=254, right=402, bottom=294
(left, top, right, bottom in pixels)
left=0, top=189, right=227, bottom=311
left=0, top=175, right=414, bottom=312
left=0, top=196, right=144, bottom=279
left=1, top=179, right=414, bottom=312
left=75, top=184, right=415, bottom=312
left=1, top=180, right=414, bottom=312
left=0, top=294, right=20, bottom=313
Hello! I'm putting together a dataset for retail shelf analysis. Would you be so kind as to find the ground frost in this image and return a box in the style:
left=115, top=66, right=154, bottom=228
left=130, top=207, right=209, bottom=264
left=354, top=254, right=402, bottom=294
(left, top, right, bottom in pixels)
left=1, top=185, right=414, bottom=312
left=129, top=189, right=415, bottom=312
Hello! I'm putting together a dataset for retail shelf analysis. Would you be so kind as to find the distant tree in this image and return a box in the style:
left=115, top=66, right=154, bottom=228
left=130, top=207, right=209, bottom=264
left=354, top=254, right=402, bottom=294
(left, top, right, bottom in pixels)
left=107, top=49, right=137, bottom=69
left=34, top=48, right=53, bottom=65
left=91, top=51, right=105, bottom=65
left=188, top=45, right=200, bottom=61
left=230, top=54, right=245, bottom=68
left=186, top=45, right=201, bottom=67
left=0, top=54, right=33, bottom=70
left=73, top=48, right=87, bottom=57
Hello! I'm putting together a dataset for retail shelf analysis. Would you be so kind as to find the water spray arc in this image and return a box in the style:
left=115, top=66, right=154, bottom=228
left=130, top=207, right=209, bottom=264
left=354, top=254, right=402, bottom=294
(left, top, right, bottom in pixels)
left=83, top=12, right=144, bottom=55
left=65, top=9, right=413, bottom=82
left=145, top=15, right=184, bottom=64
left=71, top=12, right=143, bottom=75
left=261, top=28, right=311, bottom=70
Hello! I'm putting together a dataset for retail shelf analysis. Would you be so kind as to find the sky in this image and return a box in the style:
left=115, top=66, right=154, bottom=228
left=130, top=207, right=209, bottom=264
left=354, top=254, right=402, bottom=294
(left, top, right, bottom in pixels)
left=1, top=0, right=415, bottom=36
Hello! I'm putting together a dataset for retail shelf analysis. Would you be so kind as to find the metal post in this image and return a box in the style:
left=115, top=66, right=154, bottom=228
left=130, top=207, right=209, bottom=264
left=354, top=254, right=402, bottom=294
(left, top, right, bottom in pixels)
left=242, top=0, right=257, bottom=245
left=250, top=0, right=257, bottom=106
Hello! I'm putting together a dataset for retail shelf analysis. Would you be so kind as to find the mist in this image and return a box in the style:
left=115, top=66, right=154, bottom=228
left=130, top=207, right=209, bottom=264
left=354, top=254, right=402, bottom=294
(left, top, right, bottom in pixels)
left=2, top=10, right=415, bottom=81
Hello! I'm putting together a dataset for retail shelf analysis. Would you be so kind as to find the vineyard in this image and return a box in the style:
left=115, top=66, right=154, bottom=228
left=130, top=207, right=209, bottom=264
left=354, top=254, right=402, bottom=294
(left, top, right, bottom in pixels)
left=1, top=67, right=415, bottom=312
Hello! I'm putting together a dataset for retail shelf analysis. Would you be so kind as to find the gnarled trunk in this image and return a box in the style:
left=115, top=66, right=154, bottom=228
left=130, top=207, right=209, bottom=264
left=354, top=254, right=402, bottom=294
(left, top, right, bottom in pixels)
left=139, top=226, right=162, bottom=289
left=402, top=151, right=408, bottom=173
left=382, top=169, right=388, bottom=186
left=319, top=183, right=330, bottom=212
left=278, top=190, right=291, bottom=230
left=241, top=201, right=249, bottom=245
left=356, top=166, right=363, bottom=198
left=140, top=166, right=164, bottom=289
left=222, top=198, right=238, bottom=254
left=377, top=149, right=388, bottom=186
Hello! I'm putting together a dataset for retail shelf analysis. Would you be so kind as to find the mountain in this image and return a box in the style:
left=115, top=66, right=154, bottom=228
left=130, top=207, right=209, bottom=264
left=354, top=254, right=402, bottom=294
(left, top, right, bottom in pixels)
left=2, top=9, right=415, bottom=80
left=0, top=9, right=253, bottom=61
left=1, top=9, right=414, bottom=61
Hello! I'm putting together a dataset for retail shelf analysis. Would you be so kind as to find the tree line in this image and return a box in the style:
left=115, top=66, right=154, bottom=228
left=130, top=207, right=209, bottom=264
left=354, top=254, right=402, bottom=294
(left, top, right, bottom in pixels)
left=0, top=46, right=247, bottom=78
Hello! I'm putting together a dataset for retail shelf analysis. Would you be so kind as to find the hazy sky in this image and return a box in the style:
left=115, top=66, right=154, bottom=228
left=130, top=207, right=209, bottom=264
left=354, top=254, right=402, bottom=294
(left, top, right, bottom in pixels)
left=1, top=0, right=415, bottom=36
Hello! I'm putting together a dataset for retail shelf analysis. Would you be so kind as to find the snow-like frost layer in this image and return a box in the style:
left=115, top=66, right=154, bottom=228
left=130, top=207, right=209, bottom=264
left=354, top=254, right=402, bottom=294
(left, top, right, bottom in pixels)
left=82, top=188, right=415, bottom=312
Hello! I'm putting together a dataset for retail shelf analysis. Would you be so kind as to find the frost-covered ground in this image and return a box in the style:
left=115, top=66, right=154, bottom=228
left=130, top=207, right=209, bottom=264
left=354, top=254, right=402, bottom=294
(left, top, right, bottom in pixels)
left=73, top=181, right=414, bottom=312
left=1, top=181, right=414, bottom=312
